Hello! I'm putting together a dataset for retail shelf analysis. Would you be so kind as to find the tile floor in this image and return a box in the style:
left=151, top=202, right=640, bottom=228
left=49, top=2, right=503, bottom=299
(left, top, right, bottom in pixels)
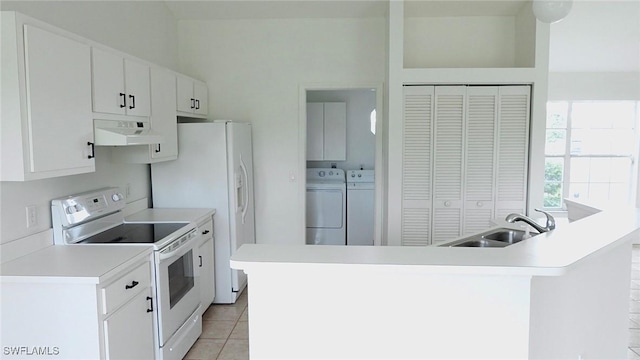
left=185, top=290, right=249, bottom=360
left=185, top=245, right=640, bottom=360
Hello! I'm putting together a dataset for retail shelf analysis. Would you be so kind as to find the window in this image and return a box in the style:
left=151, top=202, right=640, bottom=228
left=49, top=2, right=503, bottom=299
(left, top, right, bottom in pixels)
left=544, top=101, right=640, bottom=209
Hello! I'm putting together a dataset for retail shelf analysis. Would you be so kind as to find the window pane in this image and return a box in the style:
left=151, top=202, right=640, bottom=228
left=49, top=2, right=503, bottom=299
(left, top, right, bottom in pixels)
left=589, top=158, right=611, bottom=182
left=588, top=183, right=610, bottom=202
left=545, top=158, right=564, bottom=182
left=609, top=183, right=630, bottom=203
left=544, top=183, right=563, bottom=208
left=569, top=158, right=590, bottom=182
left=568, top=182, right=589, bottom=201
left=545, top=129, right=566, bottom=155
left=544, top=158, right=564, bottom=208
left=610, top=158, right=632, bottom=182
left=546, top=102, right=568, bottom=128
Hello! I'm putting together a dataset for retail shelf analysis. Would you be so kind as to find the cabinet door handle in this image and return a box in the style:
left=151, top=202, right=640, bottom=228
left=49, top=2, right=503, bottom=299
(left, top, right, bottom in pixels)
left=191, top=98, right=196, bottom=109
left=202, top=230, right=210, bottom=235
left=120, top=93, right=126, bottom=108
left=146, top=296, right=154, bottom=313
left=195, top=99, right=200, bottom=110
left=155, top=144, right=161, bottom=153
left=199, top=255, right=203, bottom=267
left=87, top=142, right=95, bottom=159
left=125, top=280, right=139, bottom=290
left=128, top=94, right=135, bottom=109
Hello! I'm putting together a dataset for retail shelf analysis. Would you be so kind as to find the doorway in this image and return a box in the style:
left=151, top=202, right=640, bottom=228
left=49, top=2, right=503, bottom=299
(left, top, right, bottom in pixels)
left=298, top=84, right=384, bottom=246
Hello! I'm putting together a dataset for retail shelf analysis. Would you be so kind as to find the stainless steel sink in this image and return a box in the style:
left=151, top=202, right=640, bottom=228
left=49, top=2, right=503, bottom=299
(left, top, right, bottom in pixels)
left=452, top=239, right=509, bottom=248
left=440, top=228, right=538, bottom=248
left=483, top=229, right=537, bottom=244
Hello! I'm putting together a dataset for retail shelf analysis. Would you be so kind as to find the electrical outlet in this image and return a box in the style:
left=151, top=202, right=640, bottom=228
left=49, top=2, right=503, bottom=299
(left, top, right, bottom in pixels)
left=26, top=205, right=37, bottom=228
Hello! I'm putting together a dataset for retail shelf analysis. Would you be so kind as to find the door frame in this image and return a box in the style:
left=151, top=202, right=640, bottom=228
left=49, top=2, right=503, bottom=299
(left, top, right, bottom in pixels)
left=298, top=83, right=385, bottom=246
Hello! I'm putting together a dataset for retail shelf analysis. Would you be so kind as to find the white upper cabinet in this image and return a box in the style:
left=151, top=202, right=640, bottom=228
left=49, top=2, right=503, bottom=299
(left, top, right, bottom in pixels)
left=177, top=75, right=208, bottom=117
left=306, top=102, right=346, bottom=161
left=92, top=47, right=150, bottom=117
left=150, top=68, right=178, bottom=161
left=111, top=67, right=178, bottom=164
left=1, top=13, right=95, bottom=181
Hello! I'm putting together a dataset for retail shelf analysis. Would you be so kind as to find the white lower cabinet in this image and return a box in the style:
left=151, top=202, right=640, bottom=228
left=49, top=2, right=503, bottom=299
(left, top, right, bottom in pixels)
left=0, top=253, right=156, bottom=359
left=104, top=289, right=155, bottom=359
left=401, top=85, right=530, bottom=246
left=197, top=219, right=215, bottom=315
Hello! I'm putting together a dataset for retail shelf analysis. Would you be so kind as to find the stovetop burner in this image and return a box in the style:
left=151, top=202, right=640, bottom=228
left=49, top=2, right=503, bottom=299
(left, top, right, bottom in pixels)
left=80, top=223, right=188, bottom=244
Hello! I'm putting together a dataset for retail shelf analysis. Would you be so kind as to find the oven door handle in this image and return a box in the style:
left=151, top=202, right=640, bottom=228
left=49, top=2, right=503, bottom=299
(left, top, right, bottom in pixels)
left=158, top=232, right=197, bottom=260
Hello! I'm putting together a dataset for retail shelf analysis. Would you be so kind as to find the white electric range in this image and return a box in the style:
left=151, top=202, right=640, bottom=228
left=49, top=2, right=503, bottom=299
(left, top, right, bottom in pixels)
left=51, top=187, right=202, bottom=360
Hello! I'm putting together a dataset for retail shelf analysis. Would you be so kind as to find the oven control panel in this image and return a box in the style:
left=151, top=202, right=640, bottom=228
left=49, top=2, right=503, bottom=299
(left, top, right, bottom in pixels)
left=52, top=187, right=125, bottom=228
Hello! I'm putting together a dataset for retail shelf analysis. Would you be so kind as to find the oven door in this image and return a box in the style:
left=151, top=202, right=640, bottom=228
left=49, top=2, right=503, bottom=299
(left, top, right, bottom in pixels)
left=155, top=235, right=201, bottom=345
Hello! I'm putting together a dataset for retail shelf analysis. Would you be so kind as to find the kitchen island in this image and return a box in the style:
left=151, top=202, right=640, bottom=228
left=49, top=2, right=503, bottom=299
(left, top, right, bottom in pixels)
left=231, top=209, right=639, bottom=359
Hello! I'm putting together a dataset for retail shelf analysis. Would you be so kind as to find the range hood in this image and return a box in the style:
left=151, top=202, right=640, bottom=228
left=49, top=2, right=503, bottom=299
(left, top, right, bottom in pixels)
left=94, top=119, right=164, bottom=146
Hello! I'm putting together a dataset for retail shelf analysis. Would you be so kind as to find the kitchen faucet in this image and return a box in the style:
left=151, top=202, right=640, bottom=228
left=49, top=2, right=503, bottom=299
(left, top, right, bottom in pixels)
left=505, top=208, right=556, bottom=233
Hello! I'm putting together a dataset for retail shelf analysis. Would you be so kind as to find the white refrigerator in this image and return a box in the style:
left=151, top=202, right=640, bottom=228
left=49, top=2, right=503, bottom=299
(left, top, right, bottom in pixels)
left=151, top=121, right=255, bottom=304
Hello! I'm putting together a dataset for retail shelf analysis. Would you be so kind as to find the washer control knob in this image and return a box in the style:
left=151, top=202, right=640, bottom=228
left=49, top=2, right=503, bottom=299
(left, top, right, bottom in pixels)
left=66, top=206, right=77, bottom=214
left=319, top=171, right=325, bottom=177
left=351, top=173, right=355, bottom=177
left=329, top=171, right=334, bottom=176
left=358, top=174, right=362, bottom=177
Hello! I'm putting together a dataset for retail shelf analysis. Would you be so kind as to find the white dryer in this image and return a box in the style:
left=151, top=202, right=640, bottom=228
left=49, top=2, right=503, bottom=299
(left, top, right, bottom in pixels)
left=306, top=168, right=346, bottom=245
left=346, top=170, right=375, bottom=246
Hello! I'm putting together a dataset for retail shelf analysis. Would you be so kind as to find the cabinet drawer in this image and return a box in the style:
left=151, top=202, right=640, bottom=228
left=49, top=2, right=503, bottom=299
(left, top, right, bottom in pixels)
left=199, top=220, right=213, bottom=240
left=102, top=262, right=151, bottom=315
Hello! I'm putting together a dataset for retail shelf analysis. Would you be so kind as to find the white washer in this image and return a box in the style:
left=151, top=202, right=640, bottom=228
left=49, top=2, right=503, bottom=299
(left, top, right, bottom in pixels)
left=306, top=168, right=346, bottom=245
left=346, top=170, right=375, bottom=246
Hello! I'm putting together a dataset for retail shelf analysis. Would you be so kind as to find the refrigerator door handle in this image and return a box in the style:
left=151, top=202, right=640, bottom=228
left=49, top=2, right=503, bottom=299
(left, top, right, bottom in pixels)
left=235, top=171, right=244, bottom=215
left=240, top=154, right=250, bottom=225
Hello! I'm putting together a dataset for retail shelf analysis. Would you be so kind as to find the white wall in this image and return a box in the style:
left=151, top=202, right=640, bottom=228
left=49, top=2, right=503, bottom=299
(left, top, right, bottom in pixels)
left=0, top=1, right=179, bottom=70
left=307, top=89, right=377, bottom=171
left=547, top=1, right=640, bottom=101
left=177, top=18, right=386, bottom=245
left=404, top=16, right=518, bottom=68
left=548, top=72, right=640, bottom=101
left=0, top=1, right=179, bottom=245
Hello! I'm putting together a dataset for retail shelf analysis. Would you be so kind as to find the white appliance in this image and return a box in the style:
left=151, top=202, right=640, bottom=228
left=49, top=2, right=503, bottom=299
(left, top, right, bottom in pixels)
left=346, top=170, right=375, bottom=246
left=306, top=168, right=346, bottom=245
left=151, top=121, right=255, bottom=304
left=51, top=188, right=203, bottom=360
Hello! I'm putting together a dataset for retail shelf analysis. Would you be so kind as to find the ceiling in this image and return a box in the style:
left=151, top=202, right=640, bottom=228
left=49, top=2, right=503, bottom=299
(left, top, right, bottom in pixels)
left=163, top=0, right=530, bottom=20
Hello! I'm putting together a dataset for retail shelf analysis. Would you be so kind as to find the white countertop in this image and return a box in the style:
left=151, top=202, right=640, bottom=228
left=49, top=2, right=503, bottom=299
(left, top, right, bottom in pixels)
left=125, top=208, right=215, bottom=225
left=1, top=245, right=152, bottom=284
left=231, top=209, right=640, bottom=277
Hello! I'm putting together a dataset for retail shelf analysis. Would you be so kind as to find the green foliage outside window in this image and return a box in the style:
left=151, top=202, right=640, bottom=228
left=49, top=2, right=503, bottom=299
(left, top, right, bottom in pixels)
left=544, top=160, right=563, bottom=208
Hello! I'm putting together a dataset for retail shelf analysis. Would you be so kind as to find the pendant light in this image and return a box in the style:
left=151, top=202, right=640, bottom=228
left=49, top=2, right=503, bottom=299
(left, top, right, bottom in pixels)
left=532, top=0, right=573, bottom=24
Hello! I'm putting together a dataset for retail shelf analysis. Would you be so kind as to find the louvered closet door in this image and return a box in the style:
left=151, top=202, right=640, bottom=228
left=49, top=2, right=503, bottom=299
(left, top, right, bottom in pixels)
left=432, top=86, right=465, bottom=244
left=463, top=87, right=498, bottom=235
left=495, top=86, right=531, bottom=218
left=401, top=86, right=434, bottom=246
